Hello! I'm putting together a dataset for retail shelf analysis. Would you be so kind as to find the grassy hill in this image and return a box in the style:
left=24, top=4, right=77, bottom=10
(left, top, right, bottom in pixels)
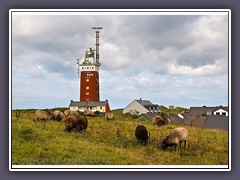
left=159, top=105, right=188, bottom=114
left=11, top=109, right=228, bottom=166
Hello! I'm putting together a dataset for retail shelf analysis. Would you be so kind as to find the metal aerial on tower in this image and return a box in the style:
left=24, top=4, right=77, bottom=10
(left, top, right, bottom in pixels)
left=92, top=27, right=103, bottom=63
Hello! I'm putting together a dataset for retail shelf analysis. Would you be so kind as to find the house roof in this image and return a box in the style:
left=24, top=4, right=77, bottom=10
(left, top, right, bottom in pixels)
left=69, top=100, right=108, bottom=107
left=184, top=106, right=228, bottom=125
left=162, top=114, right=184, bottom=123
left=124, top=99, right=160, bottom=113
left=190, top=118, right=207, bottom=127
left=136, top=99, right=154, bottom=107
left=138, top=113, right=162, bottom=121
left=205, top=115, right=229, bottom=131
left=189, top=106, right=228, bottom=115
left=136, top=99, right=160, bottom=112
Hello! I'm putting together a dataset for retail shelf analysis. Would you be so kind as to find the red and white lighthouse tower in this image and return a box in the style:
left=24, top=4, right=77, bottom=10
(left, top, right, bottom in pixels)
left=78, top=27, right=103, bottom=102
left=71, top=27, right=110, bottom=114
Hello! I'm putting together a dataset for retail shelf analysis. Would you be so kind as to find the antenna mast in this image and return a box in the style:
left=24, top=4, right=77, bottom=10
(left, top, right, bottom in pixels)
left=92, top=27, right=103, bottom=63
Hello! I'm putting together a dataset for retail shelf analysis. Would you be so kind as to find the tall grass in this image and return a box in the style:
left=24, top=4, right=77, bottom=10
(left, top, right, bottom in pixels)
left=11, top=109, right=228, bottom=165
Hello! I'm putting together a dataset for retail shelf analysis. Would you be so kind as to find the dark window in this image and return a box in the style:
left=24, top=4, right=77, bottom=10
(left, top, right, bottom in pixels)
left=222, top=112, right=226, bottom=116
left=216, top=112, right=220, bottom=115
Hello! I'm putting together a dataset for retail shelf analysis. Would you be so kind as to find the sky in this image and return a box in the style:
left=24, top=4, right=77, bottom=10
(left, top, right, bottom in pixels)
left=11, top=11, right=229, bottom=110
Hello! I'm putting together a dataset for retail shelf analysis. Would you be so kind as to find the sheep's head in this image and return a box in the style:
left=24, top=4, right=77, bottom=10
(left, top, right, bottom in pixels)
left=65, top=119, right=73, bottom=132
left=161, top=143, right=167, bottom=150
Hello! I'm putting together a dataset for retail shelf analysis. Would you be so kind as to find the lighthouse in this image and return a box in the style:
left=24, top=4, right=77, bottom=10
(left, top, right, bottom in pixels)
left=70, top=27, right=110, bottom=115
left=78, top=27, right=102, bottom=102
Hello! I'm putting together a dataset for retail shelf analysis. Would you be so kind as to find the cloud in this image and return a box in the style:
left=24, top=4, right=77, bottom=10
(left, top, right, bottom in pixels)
left=167, top=58, right=226, bottom=76
left=11, top=12, right=229, bottom=109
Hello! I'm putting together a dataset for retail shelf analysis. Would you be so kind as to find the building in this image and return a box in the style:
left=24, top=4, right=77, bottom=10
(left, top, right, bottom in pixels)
left=183, top=105, right=229, bottom=131
left=137, top=113, right=162, bottom=121
left=70, top=27, right=110, bottom=115
left=77, top=27, right=103, bottom=102
left=137, top=112, right=183, bottom=123
left=123, top=98, right=161, bottom=115
left=69, top=100, right=110, bottom=115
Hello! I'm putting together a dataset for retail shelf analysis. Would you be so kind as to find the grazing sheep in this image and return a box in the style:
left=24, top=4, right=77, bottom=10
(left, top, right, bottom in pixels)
left=53, top=110, right=64, bottom=121
left=65, top=115, right=88, bottom=133
left=105, top=113, right=114, bottom=120
left=79, top=117, right=88, bottom=134
left=69, top=110, right=80, bottom=117
left=135, top=125, right=149, bottom=146
left=35, top=110, right=54, bottom=122
left=84, top=109, right=95, bottom=117
left=152, top=116, right=167, bottom=126
left=64, top=110, right=71, bottom=117
left=162, top=127, right=188, bottom=150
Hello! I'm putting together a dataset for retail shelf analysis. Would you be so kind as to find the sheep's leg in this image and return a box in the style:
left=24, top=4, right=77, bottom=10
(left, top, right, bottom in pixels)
left=179, top=143, right=183, bottom=157
left=33, top=118, right=38, bottom=126
left=184, top=140, right=187, bottom=149
left=173, top=144, right=177, bottom=151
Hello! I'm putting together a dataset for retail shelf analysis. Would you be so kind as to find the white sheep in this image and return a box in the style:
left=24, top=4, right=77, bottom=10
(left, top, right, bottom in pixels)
left=161, top=127, right=188, bottom=150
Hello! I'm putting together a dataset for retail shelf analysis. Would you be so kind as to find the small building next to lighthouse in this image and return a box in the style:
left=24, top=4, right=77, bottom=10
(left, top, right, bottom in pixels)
left=69, top=27, right=110, bottom=115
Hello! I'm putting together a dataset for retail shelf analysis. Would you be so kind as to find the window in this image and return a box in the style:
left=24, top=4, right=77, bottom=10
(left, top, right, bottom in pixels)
left=222, top=112, right=226, bottom=116
left=86, top=92, right=89, bottom=95
left=86, top=86, right=89, bottom=89
left=86, top=79, right=89, bottom=82
left=100, top=107, right=102, bottom=110
left=216, top=112, right=220, bottom=115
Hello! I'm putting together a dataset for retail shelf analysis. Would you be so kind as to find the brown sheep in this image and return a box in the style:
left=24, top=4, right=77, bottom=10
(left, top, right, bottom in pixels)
left=152, top=116, right=167, bottom=126
left=35, top=110, right=54, bottom=122
left=53, top=110, right=64, bottom=121
left=65, top=115, right=88, bottom=133
left=162, top=127, right=188, bottom=150
left=79, top=117, right=88, bottom=134
left=135, top=125, right=149, bottom=146
left=105, top=113, right=114, bottom=120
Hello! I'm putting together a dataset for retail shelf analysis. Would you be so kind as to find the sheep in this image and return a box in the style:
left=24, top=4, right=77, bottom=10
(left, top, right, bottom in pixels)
left=105, top=113, right=114, bottom=120
left=69, top=110, right=80, bottom=117
left=135, top=125, right=149, bottom=146
left=152, top=116, right=167, bottom=126
left=65, top=115, right=88, bottom=133
left=79, top=117, right=88, bottom=134
left=162, top=127, right=188, bottom=151
left=84, top=109, right=95, bottom=117
left=64, top=110, right=71, bottom=117
left=53, top=110, right=64, bottom=121
left=34, top=109, right=54, bottom=122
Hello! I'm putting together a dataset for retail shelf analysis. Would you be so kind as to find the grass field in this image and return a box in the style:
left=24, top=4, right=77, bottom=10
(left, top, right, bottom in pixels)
left=11, top=109, right=229, bottom=166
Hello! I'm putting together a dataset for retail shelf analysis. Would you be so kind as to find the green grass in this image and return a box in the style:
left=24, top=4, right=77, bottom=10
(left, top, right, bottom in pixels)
left=11, top=109, right=228, bottom=165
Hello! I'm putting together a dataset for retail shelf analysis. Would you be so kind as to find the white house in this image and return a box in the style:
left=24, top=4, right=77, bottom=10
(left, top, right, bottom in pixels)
left=123, top=98, right=161, bottom=115
left=213, top=108, right=228, bottom=116
left=69, top=100, right=110, bottom=115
